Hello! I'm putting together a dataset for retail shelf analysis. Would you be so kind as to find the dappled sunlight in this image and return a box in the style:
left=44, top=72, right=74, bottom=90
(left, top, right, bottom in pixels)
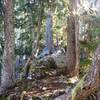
left=0, top=0, right=100, bottom=99
left=68, top=76, right=79, bottom=84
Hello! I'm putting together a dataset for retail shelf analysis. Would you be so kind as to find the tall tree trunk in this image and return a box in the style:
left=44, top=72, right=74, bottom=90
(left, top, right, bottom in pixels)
left=29, top=9, right=35, bottom=53
left=66, top=0, right=79, bottom=77
left=75, top=16, right=80, bottom=77
left=45, top=11, right=53, bottom=52
left=34, top=4, right=43, bottom=56
left=0, top=0, right=15, bottom=94
left=66, top=15, right=76, bottom=77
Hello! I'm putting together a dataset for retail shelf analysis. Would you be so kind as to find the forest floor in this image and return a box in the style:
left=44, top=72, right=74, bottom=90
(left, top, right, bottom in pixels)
left=0, top=68, right=78, bottom=100
left=0, top=52, right=99, bottom=100
left=0, top=66, right=99, bottom=100
left=0, top=53, right=77, bottom=100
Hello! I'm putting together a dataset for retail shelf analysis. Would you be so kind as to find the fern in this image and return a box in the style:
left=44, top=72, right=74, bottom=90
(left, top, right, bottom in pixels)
left=72, top=75, right=86, bottom=100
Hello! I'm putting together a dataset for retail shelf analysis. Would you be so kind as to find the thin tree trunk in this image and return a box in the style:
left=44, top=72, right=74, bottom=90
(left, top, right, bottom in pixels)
left=29, top=9, right=35, bottom=52
left=75, top=16, right=80, bottom=77
left=56, top=32, right=60, bottom=50
left=24, top=53, right=36, bottom=78
left=23, top=3, right=43, bottom=78
left=0, top=0, right=15, bottom=94
left=34, top=4, right=43, bottom=56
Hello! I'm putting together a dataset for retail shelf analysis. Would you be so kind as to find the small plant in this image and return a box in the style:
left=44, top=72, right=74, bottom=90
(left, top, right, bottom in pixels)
left=72, top=75, right=86, bottom=100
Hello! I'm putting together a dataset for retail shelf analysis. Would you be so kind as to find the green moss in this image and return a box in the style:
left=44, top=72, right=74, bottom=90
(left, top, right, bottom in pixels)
left=80, top=59, right=92, bottom=77
left=0, top=96, right=8, bottom=100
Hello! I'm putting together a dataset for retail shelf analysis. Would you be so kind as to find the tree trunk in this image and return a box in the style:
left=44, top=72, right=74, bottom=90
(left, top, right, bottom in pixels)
left=29, top=8, right=35, bottom=53
left=35, top=13, right=41, bottom=54
left=66, top=16, right=79, bottom=77
left=76, top=45, right=100, bottom=100
left=23, top=4, right=43, bottom=78
left=24, top=53, right=36, bottom=78
left=45, top=11, right=53, bottom=52
left=34, top=4, right=43, bottom=56
left=66, top=0, right=79, bottom=77
left=0, top=0, right=15, bottom=94
left=75, top=16, right=80, bottom=77
left=66, top=15, right=76, bottom=77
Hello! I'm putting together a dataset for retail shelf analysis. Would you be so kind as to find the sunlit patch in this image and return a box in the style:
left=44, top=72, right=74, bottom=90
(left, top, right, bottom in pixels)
left=68, top=76, right=79, bottom=84
left=76, top=0, right=100, bottom=16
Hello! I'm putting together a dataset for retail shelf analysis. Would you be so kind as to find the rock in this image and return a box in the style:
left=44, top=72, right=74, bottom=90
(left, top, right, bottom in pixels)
left=39, top=57, right=57, bottom=69
left=23, top=96, right=43, bottom=100
left=37, top=47, right=50, bottom=59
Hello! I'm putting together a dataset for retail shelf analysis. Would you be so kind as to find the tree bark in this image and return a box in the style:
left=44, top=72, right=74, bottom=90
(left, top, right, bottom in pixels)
left=34, top=3, right=43, bottom=56
left=0, top=0, right=15, bottom=94
left=24, top=53, right=36, bottom=78
left=45, top=11, right=53, bottom=52
left=75, top=16, right=80, bottom=77
left=66, top=0, right=79, bottom=77
left=76, top=45, right=100, bottom=100
left=66, top=15, right=77, bottom=77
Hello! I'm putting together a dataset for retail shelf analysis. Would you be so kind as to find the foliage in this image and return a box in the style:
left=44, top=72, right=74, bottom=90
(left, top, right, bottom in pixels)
left=72, top=75, right=86, bottom=100
left=80, top=40, right=100, bottom=77
left=80, top=59, right=92, bottom=77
